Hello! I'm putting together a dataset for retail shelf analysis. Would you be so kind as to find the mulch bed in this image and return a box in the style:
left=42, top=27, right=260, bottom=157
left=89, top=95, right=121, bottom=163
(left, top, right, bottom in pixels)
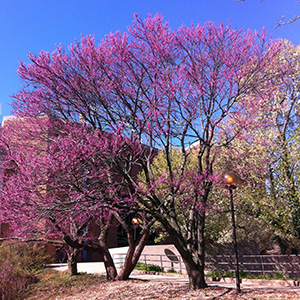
left=28, top=279, right=300, bottom=300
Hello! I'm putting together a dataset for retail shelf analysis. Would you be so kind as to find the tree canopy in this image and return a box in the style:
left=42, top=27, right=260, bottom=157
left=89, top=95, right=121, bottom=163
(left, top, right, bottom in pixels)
left=3, top=14, right=285, bottom=289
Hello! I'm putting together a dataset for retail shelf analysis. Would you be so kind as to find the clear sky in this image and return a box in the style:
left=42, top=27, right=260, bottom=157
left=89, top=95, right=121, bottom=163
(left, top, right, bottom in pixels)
left=1, top=0, right=300, bottom=120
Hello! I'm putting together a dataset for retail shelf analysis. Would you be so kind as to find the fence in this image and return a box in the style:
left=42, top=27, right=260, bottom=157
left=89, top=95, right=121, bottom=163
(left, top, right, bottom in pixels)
left=112, top=253, right=185, bottom=273
left=206, top=254, right=300, bottom=278
left=112, top=253, right=300, bottom=278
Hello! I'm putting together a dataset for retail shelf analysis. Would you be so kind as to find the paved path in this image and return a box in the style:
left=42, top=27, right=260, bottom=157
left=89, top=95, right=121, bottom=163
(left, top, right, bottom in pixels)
left=51, top=262, right=107, bottom=274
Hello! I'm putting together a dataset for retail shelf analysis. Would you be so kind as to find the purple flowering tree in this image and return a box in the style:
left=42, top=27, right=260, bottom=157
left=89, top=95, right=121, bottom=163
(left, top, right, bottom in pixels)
left=0, top=117, right=154, bottom=279
left=9, top=15, right=284, bottom=289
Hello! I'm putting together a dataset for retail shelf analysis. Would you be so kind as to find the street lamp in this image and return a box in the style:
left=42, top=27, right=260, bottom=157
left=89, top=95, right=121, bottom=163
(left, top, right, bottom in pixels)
left=132, top=217, right=140, bottom=241
left=223, top=171, right=241, bottom=293
left=132, top=218, right=140, bottom=225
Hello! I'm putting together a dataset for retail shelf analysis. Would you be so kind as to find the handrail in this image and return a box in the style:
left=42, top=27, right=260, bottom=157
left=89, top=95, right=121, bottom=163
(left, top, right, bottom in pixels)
left=112, top=253, right=300, bottom=278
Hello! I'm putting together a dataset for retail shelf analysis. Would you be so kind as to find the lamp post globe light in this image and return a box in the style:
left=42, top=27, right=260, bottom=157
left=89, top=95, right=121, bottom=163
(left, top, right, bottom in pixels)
left=223, top=171, right=241, bottom=294
left=132, top=218, right=140, bottom=225
left=132, top=217, right=141, bottom=241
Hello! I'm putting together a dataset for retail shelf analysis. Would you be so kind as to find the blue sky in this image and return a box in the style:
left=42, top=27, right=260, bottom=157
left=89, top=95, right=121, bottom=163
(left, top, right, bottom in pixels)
left=1, top=0, right=300, bottom=120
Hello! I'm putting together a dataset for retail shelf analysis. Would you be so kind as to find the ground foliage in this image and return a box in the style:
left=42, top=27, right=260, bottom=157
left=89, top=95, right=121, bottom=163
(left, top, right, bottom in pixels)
left=24, top=270, right=300, bottom=300
left=0, top=242, right=54, bottom=300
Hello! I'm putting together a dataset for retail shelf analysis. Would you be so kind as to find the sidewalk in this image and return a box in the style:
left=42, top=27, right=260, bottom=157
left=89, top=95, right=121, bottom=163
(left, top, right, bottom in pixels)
left=51, top=262, right=107, bottom=274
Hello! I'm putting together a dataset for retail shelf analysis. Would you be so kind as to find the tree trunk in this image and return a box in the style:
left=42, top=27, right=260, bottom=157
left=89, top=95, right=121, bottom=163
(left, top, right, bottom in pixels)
left=163, top=219, right=207, bottom=290
left=96, top=215, right=118, bottom=280
left=186, top=267, right=207, bottom=290
left=101, top=246, right=118, bottom=280
left=179, top=249, right=207, bottom=290
left=116, top=226, right=151, bottom=280
left=116, top=241, right=135, bottom=280
left=67, top=249, right=79, bottom=276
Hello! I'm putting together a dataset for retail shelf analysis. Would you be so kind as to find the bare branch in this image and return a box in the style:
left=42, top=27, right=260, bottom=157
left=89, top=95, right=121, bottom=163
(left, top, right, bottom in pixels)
left=237, top=0, right=300, bottom=27
left=273, top=14, right=300, bottom=28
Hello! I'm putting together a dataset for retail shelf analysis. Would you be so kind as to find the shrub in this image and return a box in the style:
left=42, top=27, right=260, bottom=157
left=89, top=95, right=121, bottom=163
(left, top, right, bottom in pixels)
left=205, top=270, right=297, bottom=281
left=135, top=262, right=164, bottom=272
left=0, top=241, right=54, bottom=275
left=0, top=261, right=30, bottom=300
left=206, top=270, right=222, bottom=278
left=265, top=272, right=289, bottom=280
left=167, top=268, right=178, bottom=273
left=0, top=241, right=54, bottom=300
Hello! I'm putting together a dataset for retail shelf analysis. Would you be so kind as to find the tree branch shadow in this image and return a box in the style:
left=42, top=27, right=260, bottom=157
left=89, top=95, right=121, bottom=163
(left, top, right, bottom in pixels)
left=209, top=288, right=233, bottom=300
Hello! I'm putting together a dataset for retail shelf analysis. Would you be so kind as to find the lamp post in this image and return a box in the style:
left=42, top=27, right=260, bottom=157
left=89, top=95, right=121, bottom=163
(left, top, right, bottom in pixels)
left=224, top=171, right=241, bottom=293
left=132, top=217, right=140, bottom=241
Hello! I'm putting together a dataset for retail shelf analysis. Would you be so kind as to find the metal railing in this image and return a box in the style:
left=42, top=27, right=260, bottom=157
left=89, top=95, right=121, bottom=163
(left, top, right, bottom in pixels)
left=112, top=253, right=300, bottom=278
left=206, top=254, right=300, bottom=278
left=112, top=253, right=185, bottom=273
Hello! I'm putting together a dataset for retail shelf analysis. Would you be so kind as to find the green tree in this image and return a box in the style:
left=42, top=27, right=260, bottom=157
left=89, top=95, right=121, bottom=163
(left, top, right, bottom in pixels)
left=220, top=41, right=300, bottom=252
left=267, top=41, right=300, bottom=244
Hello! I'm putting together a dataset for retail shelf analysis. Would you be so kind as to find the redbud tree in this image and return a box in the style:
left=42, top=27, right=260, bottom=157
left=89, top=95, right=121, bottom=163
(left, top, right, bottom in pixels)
left=11, top=14, right=284, bottom=289
left=0, top=117, right=153, bottom=279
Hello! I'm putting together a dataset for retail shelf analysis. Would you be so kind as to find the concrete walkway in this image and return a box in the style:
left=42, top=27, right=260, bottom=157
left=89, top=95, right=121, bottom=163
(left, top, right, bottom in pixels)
left=51, top=262, right=107, bottom=274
